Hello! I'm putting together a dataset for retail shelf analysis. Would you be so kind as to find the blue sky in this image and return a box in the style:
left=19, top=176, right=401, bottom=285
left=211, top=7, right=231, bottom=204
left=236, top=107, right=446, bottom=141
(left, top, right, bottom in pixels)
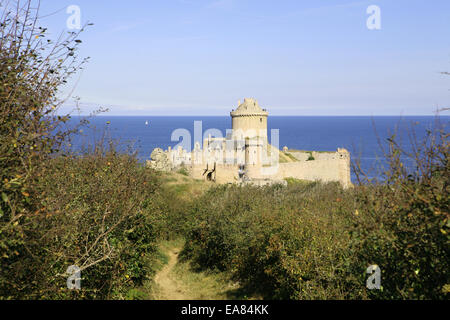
left=37, top=0, right=450, bottom=115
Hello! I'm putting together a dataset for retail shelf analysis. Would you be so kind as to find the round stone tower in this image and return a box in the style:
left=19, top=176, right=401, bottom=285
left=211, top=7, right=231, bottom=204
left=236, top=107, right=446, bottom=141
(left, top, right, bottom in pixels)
left=230, top=98, right=268, bottom=141
left=231, top=98, right=268, bottom=168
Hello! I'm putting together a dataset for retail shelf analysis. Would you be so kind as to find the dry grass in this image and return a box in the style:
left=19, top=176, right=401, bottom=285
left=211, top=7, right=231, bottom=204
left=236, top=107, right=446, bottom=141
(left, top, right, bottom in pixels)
left=267, top=144, right=296, bottom=163
left=283, top=152, right=299, bottom=162
left=148, top=239, right=251, bottom=300
left=160, top=171, right=212, bottom=200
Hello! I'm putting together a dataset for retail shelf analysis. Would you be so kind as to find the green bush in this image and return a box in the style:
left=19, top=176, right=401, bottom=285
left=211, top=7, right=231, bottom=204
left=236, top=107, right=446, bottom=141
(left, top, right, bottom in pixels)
left=0, top=0, right=89, bottom=299
left=177, top=167, right=190, bottom=176
left=182, top=182, right=364, bottom=299
left=182, top=121, right=449, bottom=300
left=350, top=124, right=449, bottom=299
left=1, top=148, right=166, bottom=299
left=0, top=1, right=183, bottom=299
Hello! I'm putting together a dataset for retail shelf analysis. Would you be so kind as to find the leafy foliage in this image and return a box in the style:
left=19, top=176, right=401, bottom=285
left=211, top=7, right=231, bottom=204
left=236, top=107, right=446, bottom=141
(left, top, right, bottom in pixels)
left=182, top=182, right=363, bottom=299
left=0, top=1, right=169, bottom=299
left=0, top=0, right=89, bottom=298
left=350, top=119, right=449, bottom=299
left=182, top=120, right=449, bottom=300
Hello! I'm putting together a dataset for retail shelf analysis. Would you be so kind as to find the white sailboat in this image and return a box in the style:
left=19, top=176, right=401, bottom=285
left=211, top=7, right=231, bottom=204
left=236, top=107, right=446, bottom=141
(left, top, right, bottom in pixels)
left=145, top=120, right=149, bottom=126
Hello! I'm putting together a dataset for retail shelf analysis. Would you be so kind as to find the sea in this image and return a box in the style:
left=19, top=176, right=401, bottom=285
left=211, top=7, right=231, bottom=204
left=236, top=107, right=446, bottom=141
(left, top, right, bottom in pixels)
left=67, top=116, right=449, bottom=182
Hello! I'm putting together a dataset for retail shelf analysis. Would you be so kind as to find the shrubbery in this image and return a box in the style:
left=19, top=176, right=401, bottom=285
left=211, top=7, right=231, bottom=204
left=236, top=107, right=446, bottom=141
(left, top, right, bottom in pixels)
left=0, top=1, right=177, bottom=299
left=182, top=122, right=449, bottom=300
left=1, top=150, right=165, bottom=299
left=181, top=182, right=363, bottom=299
left=0, top=0, right=86, bottom=298
left=350, top=124, right=449, bottom=299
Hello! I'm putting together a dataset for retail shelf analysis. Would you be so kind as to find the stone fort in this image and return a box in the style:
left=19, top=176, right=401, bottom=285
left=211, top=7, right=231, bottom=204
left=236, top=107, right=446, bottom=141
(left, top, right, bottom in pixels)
left=148, top=98, right=351, bottom=188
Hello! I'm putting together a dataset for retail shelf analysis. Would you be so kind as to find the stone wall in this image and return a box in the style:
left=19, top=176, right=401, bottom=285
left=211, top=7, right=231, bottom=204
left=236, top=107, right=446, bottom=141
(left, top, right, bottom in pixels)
left=277, top=149, right=351, bottom=188
left=147, top=148, right=171, bottom=172
left=148, top=146, right=352, bottom=188
left=186, top=149, right=351, bottom=188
